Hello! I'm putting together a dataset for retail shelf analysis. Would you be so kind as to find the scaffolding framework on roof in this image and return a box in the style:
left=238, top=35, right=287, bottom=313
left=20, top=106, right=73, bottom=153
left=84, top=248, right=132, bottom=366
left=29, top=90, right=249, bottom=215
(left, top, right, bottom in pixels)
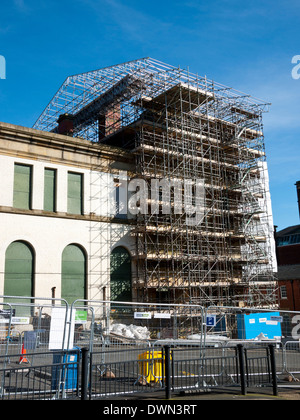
left=34, top=57, right=277, bottom=308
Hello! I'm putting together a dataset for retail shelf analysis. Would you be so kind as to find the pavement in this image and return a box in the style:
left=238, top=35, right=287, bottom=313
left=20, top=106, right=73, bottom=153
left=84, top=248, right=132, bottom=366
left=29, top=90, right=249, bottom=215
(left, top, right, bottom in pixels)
left=173, top=386, right=300, bottom=400
left=91, top=386, right=300, bottom=418
left=108, top=385, right=300, bottom=401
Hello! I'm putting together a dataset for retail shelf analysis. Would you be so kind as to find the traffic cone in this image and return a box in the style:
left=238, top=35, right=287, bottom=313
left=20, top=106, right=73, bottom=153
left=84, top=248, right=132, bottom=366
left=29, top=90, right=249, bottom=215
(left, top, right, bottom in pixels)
left=19, top=343, right=29, bottom=364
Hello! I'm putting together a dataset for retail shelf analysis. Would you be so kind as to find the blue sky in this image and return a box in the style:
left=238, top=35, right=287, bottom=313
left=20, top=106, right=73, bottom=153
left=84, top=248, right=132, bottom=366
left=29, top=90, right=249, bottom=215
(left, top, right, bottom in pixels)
left=0, top=0, right=299, bottom=230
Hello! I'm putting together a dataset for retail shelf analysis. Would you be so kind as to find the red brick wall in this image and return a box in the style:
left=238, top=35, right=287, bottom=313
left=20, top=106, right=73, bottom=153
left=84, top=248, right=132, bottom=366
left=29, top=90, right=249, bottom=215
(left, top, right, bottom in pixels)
left=277, top=244, right=300, bottom=265
left=278, top=279, right=300, bottom=311
left=277, top=243, right=300, bottom=311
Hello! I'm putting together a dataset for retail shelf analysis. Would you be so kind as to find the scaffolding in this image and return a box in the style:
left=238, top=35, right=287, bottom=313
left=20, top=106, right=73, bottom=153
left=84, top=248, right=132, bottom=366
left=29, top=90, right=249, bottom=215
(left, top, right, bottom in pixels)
left=33, top=57, right=278, bottom=308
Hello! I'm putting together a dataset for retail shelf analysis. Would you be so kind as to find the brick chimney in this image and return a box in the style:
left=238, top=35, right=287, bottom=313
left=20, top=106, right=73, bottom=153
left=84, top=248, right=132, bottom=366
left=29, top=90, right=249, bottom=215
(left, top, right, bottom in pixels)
left=57, top=113, right=74, bottom=136
left=98, top=104, right=121, bottom=141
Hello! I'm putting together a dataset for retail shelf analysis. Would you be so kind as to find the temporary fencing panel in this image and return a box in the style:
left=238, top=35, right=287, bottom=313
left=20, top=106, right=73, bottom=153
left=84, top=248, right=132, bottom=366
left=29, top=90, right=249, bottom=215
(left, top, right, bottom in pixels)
left=283, top=341, right=300, bottom=377
left=0, top=297, right=97, bottom=349
left=0, top=296, right=299, bottom=399
left=71, top=299, right=205, bottom=354
left=1, top=295, right=300, bottom=399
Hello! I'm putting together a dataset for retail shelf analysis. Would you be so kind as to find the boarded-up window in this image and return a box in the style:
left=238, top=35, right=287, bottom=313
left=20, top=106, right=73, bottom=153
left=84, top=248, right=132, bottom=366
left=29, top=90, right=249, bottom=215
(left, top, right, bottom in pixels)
left=13, top=164, right=32, bottom=209
left=62, top=244, right=86, bottom=305
left=44, top=168, right=56, bottom=212
left=4, top=241, right=34, bottom=316
left=67, top=172, right=83, bottom=214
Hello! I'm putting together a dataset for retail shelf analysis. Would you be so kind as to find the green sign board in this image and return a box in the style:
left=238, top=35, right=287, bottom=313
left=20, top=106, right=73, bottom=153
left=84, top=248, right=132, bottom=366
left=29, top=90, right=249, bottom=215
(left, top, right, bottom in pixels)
left=75, top=310, right=88, bottom=323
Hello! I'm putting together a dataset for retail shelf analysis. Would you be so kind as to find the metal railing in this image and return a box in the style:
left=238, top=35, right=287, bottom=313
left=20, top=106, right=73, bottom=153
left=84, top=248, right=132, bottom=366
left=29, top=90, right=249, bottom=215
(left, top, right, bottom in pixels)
left=0, top=295, right=299, bottom=399
left=0, top=349, right=81, bottom=400
left=87, top=343, right=280, bottom=400
left=0, top=341, right=297, bottom=400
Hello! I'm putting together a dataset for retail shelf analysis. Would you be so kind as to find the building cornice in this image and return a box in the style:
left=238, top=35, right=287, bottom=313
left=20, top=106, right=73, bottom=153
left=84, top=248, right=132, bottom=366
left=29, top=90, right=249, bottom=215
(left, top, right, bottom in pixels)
left=0, top=205, right=134, bottom=225
left=0, top=121, right=134, bottom=172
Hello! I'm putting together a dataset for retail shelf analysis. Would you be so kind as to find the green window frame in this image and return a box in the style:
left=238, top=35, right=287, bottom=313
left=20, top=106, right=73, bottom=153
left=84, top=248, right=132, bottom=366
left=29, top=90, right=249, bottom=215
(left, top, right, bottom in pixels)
left=13, top=163, right=32, bottom=210
left=67, top=172, right=83, bottom=214
left=44, top=168, right=56, bottom=212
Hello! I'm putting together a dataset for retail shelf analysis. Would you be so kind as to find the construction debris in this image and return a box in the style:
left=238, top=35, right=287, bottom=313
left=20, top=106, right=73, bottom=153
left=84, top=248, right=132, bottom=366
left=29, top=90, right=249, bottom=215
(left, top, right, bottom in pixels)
left=109, top=323, right=150, bottom=341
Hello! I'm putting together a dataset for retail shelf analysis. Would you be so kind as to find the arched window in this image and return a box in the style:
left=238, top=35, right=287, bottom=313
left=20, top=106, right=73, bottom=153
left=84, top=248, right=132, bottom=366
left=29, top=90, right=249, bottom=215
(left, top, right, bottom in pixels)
left=110, top=246, right=132, bottom=302
left=4, top=241, right=34, bottom=316
left=62, top=244, right=86, bottom=305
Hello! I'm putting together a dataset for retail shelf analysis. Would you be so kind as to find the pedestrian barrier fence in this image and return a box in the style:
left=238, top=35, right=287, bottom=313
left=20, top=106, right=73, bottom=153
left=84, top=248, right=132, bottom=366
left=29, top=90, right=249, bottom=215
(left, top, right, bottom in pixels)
left=0, top=295, right=299, bottom=399
left=0, top=343, right=285, bottom=400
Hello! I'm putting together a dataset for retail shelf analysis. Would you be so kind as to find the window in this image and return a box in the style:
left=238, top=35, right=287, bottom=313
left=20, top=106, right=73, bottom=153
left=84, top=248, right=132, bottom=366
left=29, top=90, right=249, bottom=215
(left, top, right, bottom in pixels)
left=67, top=172, right=83, bottom=214
left=13, top=164, right=32, bottom=210
left=4, top=241, right=34, bottom=316
left=44, top=168, right=56, bottom=212
left=110, top=246, right=132, bottom=302
left=280, top=285, right=287, bottom=299
left=115, top=185, right=127, bottom=219
left=62, top=244, right=86, bottom=305
left=277, top=234, right=300, bottom=246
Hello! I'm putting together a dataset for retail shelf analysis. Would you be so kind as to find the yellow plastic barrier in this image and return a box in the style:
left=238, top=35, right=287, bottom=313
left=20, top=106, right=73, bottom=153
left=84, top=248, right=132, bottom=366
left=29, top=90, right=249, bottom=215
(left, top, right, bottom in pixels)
left=138, top=351, right=165, bottom=383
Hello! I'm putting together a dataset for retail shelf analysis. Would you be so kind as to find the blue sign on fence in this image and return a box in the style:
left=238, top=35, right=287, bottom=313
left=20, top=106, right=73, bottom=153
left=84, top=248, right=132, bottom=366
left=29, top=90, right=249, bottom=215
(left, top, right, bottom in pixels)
left=206, top=315, right=216, bottom=327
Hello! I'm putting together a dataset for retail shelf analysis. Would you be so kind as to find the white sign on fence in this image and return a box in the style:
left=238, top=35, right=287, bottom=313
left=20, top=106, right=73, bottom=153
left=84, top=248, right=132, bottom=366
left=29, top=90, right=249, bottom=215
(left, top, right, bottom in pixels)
left=134, top=312, right=152, bottom=319
left=154, top=312, right=171, bottom=319
left=0, top=317, right=30, bottom=324
left=48, top=307, right=75, bottom=350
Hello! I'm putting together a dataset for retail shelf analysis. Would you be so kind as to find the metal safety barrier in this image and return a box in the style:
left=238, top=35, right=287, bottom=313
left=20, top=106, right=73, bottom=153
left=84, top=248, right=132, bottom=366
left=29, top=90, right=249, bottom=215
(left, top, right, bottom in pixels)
left=0, top=295, right=299, bottom=399
left=0, top=341, right=297, bottom=400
